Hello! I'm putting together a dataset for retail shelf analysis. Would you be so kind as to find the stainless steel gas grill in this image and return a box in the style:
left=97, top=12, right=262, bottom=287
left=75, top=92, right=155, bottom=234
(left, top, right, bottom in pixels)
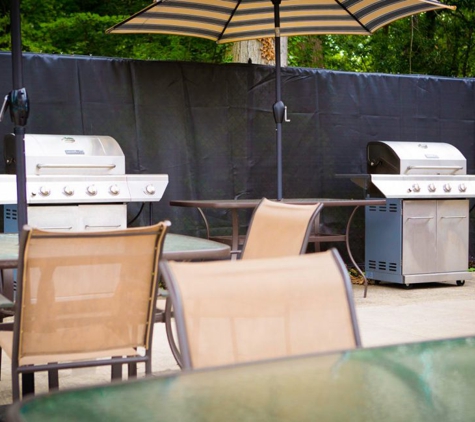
left=0, top=134, right=168, bottom=231
left=350, top=141, right=475, bottom=287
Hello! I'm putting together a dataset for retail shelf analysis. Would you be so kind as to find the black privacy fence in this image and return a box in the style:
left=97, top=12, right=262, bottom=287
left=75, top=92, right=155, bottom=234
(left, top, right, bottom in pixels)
left=1, top=52, right=474, bottom=267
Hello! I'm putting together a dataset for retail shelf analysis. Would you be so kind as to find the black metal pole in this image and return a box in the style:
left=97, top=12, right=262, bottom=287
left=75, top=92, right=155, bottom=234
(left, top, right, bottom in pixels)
left=272, top=0, right=284, bottom=201
left=10, top=0, right=29, bottom=232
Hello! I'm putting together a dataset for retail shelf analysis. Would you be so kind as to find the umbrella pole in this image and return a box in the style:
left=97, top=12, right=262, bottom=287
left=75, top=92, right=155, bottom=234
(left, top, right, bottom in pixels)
left=272, top=0, right=284, bottom=201
left=10, top=0, right=29, bottom=233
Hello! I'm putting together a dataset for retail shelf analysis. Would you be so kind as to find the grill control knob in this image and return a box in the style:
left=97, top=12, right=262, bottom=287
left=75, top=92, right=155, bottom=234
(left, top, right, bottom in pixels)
left=459, top=183, right=467, bottom=193
left=428, top=183, right=436, bottom=193
left=109, top=185, right=120, bottom=195
left=145, top=184, right=156, bottom=195
left=443, top=183, right=452, bottom=193
left=39, top=186, right=51, bottom=196
left=87, top=185, right=98, bottom=196
left=412, top=184, right=421, bottom=192
left=63, top=186, right=74, bottom=196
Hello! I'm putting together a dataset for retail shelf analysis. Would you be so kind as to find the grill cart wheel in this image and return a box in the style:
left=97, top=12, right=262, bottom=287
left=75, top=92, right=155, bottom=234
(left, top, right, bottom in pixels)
left=456, top=280, right=465, bottom=286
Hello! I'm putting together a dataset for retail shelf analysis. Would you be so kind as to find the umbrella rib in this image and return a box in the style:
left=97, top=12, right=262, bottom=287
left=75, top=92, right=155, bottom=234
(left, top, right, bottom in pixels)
left=217, top=0, right=243, bottom=42
left=334, top=0, right=371, bottom=34
left=106, top=2, right=158, bottom=33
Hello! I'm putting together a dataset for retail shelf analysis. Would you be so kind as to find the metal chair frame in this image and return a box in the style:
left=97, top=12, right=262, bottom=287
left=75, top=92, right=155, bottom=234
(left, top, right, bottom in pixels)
left=161, top=249, right=361, bottom=370
left=0, top=221, right=169, bottom=401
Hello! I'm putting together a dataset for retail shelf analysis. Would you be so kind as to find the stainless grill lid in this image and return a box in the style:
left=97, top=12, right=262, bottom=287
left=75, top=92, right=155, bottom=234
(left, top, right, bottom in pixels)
left=4, top=134, right=126, bottom=175
left=367, top=141, right=466, bottom=175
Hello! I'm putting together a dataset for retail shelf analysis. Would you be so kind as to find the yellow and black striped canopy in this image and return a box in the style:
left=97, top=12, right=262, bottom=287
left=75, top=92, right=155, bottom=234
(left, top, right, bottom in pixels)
left=107, top=0, right=455, bottom=43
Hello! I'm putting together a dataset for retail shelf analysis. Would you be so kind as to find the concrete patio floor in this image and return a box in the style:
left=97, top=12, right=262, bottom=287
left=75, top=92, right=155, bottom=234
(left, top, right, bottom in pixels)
left=354, top=278, right=475, bottom=347
left=0, top=278, right=474, bottom=405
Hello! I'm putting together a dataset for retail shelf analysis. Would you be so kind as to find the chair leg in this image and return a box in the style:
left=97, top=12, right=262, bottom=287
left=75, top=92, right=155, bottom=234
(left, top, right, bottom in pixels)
left=21, top=373, right=35, bottom=398
left=111, top=362, right=123, bottom=380
left=128, top=363, right=137, bottom=378
left=145, top=356, right=152, bottom=375
left=48, top=369, right=59, bottom=390
left=12, top=373, right=20, bottom=402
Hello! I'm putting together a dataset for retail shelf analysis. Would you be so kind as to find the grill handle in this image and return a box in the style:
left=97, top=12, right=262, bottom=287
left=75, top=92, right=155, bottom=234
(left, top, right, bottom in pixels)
left=39, top=226, right=73, bottom=230
left=36, top=164, right=117, bottom=170
left=405, top=165, right=464, bottom=174
left=85, top=224, right=123, bottom=229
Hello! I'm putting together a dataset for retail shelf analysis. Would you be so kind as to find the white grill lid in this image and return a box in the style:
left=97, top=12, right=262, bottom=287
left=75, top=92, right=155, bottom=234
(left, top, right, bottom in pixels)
left=367, top=141, right=467, bottom=175
left=5, top=134, right=126, bottom=175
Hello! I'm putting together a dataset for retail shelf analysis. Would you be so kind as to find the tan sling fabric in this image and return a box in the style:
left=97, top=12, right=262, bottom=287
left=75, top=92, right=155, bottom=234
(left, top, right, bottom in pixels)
left=4, top=222, right=168, bottom=367
left=241, top=198, right=322, bottom=259
left=164, top=250, right=359, bottom=369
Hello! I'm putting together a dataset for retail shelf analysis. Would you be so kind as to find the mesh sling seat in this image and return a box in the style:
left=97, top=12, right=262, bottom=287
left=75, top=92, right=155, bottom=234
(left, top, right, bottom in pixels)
left=0, top=221, right=169, bottom=401
left=240, top=197, right=323, bottom=259
left=163, top=198, right=324, bottom=366
left=160, top=250, right=361, bottom=370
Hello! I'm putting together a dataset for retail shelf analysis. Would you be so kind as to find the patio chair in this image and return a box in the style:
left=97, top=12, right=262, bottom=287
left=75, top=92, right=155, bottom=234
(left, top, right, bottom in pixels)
left=240, top=197, right=323, bottom=259
left=160, top=249, right=361, bottom=369
left=0, top=221, right=169, bottom=401
left=163, top=197, right=324, bottom=365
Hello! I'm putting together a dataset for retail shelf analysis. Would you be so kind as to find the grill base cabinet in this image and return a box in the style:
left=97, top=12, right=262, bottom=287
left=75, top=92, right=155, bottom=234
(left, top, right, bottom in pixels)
left=4, top=204, right=126, bottom=232
left=365, top=199, right=470, bottom=286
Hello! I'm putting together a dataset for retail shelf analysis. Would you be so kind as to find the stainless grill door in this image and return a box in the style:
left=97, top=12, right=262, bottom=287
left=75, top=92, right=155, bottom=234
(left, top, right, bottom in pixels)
left=437, top=200, right=469, bottom=272
left=402, top=200, right=437, bottom=275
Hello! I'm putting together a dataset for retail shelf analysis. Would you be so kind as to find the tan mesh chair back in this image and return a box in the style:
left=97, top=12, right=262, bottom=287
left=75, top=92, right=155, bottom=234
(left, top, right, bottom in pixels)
left=0, top=221, right=169, bottom=400
left=241, top=198, right=323, bottom=259
left=160, top=249, right=361, bottom=370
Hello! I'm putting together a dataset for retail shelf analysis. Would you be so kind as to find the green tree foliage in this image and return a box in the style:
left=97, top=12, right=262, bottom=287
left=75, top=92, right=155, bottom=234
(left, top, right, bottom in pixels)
left=0, top=0, right=230, bottom=62
left=0, top=0, right=472, bottom=77
left=288, top=1, right=474, bottom=77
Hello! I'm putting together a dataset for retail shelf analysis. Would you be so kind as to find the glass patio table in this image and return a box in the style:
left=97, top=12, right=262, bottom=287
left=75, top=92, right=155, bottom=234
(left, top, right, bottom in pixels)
left=0, top=232, right=230, bottom=303
left=0, top=232, right=230, bottom=267
left=170, top=198, right=387, bottom=297
left=8, top=335, right=475, bottom=422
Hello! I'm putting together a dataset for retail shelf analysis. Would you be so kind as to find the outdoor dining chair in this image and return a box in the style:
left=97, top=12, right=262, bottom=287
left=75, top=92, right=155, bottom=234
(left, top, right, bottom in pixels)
left=160, top=249, right=361, bottom=369
left=0, top=221, right=169, bottom=401
left=163, top=197, right=324, bottom=366
left=240, top=197, right=323, bottom=259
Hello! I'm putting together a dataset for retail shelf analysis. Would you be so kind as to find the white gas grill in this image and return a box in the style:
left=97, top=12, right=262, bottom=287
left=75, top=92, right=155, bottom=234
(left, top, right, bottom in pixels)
left=1, top=134, right=168, bottom=231
left=350, top=141, right=475, bottom=287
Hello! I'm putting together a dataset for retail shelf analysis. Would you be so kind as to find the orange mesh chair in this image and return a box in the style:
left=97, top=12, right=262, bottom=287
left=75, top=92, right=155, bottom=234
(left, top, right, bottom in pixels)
left=240, top=198, right=323, bottom=259
left=160, top=249, right=361, bottom=370
left=0, top=221, right=169, bottom=401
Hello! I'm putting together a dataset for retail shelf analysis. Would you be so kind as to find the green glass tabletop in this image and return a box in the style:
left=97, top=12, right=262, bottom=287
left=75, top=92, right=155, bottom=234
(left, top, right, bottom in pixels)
left=0, top=233, right=230, bottom=269
left=0, top=234, right=20, bottom=269
left=9, top=336, right=475, bottom=422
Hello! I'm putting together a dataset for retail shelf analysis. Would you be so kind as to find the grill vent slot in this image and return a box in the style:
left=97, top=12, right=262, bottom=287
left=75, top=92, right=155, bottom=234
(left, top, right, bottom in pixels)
left=4, top=207, right=17, bottom=222
left=388, top=262, right=398, bottom=272
left=367, top=260, right=398, bottom=273
left=370, top=203, right=399, bottom=214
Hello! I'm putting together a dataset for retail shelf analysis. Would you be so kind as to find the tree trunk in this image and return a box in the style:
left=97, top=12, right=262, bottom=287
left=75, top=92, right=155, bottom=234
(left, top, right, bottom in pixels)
left=231, top=38, right=288, bottom=66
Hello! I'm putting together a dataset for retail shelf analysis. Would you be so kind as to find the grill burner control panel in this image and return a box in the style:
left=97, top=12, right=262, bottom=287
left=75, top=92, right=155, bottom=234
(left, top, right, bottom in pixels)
left=370, top=175, right=475, bottom=198
left=0, top=174, right=168, bottom=205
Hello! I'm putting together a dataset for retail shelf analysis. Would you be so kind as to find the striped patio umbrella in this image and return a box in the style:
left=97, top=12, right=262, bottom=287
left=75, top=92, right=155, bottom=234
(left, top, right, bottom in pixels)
left=108, top=0, right=456, bottom=200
